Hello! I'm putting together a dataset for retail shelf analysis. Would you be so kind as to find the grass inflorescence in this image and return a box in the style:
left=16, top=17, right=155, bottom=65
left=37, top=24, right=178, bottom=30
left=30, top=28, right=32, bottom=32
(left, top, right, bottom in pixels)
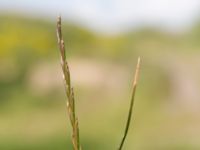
left=57, top=16, right=81, bottom=150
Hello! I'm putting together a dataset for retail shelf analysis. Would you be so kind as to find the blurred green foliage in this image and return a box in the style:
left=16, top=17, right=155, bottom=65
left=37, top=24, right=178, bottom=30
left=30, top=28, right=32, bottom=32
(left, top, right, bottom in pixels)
left=1, top=15, right=200, bottom=150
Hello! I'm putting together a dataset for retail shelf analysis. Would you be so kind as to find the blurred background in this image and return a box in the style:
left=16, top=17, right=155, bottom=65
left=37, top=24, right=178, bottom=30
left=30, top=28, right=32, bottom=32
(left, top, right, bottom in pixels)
left=1, top=0, right=200, bottom=149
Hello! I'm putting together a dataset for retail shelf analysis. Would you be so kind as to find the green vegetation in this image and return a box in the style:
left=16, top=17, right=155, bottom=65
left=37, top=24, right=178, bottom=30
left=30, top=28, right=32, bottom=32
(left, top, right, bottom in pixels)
left=1, top=15, right=200, bottom=150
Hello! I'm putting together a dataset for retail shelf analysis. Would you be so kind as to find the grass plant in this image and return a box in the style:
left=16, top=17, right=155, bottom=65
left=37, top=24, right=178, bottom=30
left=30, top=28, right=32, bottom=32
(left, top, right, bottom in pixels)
left=57, top=16, right=81, bottom=150
left=118, top=57, right=140, bottom=150
left=56, top=16, right=140, bottom=150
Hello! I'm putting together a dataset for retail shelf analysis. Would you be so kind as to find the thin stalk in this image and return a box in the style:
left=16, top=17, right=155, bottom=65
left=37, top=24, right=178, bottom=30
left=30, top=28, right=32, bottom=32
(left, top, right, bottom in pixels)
left=56, top=16, right=81, bottom=150
left=118, top=57, right=141, bottom=150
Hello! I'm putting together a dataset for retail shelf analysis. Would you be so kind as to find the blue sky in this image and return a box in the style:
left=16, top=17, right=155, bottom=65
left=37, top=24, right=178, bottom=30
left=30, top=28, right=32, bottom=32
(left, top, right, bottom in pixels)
left=0, top=0, right=200, bottom=33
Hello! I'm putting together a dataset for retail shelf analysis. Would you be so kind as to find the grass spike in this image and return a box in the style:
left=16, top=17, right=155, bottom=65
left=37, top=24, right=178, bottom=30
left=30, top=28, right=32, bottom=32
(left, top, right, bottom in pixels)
left=56, top=15, right=81, bottom=150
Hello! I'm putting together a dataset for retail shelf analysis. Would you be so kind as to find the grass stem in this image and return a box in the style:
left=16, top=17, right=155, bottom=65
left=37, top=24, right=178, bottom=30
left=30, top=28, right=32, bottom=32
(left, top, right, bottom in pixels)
left=118, top=57, right=141, bottom=150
